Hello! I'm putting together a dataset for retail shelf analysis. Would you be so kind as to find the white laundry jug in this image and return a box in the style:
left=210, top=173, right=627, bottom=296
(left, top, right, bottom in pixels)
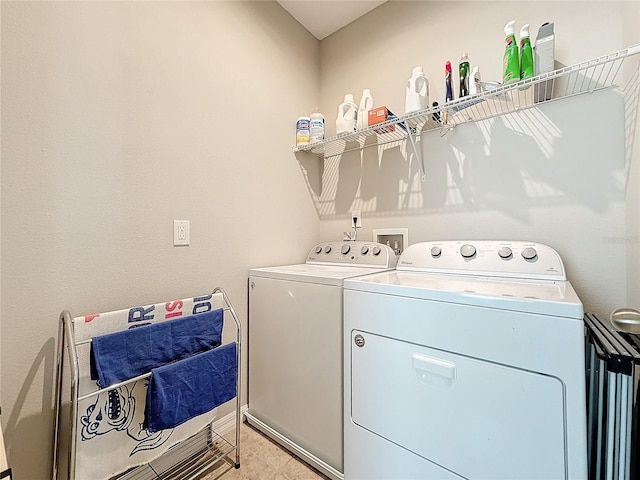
left=335, top=94, right=358, bottom=134
left=405, top=66, right=429, bottom=114
left=357, top=89, right=373, bottom=130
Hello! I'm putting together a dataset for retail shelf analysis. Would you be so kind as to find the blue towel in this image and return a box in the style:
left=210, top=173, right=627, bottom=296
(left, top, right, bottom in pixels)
left=145, top=342, right=237, bottom=432
left=90, top=309, right=223, bottom=387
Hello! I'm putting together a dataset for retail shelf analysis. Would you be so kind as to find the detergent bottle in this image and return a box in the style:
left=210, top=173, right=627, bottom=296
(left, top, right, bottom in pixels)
left=405, top=66, right=429, bottom=114
left=357, top=89, right=373, bottom=130
left=503, top=20, right=520, bottom=84
left=336, top=94, right=358, bottom=134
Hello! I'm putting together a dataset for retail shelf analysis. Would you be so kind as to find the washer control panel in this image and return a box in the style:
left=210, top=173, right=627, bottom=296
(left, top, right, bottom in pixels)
left=307, top=241, right=397, bottom=268
left=397, top=241, right=566, bottom=280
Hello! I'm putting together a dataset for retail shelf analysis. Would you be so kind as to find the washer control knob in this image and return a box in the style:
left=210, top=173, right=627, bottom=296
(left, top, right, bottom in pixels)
left=431, top=246, right=442, bottom=258
left=360, top=246, right=369, bottom=255
left=324, top=245, right=332, bottom=254
left=460, top=244, right=476, bottom=258
left=314, top=246, right=323, bottom=254
left=341, top=244, right=351, bottom=255
left=498, top=247, right=513, bottom=259
left=522, top=247, right=538, bottom=261
left=372, top=246, right=382, bottom=256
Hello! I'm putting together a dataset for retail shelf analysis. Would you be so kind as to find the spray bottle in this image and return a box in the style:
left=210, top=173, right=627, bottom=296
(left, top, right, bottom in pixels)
left=519, top=24, right=534, bottom=80
left=445, top=61, right=454, bottom=102
left=503, top=20, right=520, bottom=84
left=459, top=53, right=470, bottom=97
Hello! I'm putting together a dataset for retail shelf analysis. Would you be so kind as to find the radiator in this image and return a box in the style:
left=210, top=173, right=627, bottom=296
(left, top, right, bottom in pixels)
left=585, top=313, right=640, bottom=480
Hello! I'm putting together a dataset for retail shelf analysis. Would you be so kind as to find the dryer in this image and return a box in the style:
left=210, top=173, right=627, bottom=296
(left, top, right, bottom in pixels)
left=343, top=240, right=587, bottom=480
left=246, top=241, right=397, bottom=480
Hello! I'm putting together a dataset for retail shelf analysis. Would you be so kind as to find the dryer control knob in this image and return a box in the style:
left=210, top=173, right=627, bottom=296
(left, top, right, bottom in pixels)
left=324, top=245, right=332, bottom=254
left=341, top=244, right=351, bottom=255
left=360, top=246, right=369, bottom=255
left=314, top=246, right=323, bottom=254
left=430, top=246, right=442, bottom=257
left=460, top=244, right=476, bottom=258
left=522, top=247, right=538, bottom=261
left=498, top=247, right=513, bottom=259
left=372, top=246, right=382, bottom=256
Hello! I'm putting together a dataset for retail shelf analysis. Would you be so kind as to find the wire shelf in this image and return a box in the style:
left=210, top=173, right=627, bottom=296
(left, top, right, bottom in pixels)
left=294, top=44, right=640, bottom=160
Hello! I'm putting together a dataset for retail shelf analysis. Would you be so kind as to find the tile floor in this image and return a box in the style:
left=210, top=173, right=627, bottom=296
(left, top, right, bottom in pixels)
left=199, top=421, right=330, bottom=480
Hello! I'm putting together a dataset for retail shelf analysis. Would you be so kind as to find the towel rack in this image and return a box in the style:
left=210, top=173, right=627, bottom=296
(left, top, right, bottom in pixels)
left=52, top=287, right=241, bottom=480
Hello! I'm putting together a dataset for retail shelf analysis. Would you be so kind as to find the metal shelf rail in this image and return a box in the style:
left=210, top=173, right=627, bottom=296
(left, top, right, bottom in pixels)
left=294, top=44, right=640, bottom=181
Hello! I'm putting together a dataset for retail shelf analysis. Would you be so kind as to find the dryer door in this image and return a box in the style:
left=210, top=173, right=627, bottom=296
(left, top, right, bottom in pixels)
left=349, top=330, right=567, bottom=480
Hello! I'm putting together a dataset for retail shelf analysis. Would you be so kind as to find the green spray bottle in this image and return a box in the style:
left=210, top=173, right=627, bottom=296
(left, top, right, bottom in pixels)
left=519, top=24, right=534, bottom=80
left=503, top=20, right=520, bottom=84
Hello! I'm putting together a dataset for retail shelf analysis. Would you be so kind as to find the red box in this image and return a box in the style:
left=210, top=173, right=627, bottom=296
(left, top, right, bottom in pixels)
left=368, top=106, right=397, bottom=134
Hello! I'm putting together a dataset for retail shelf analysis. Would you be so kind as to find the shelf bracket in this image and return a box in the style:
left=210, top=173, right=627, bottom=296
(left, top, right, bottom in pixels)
left=405, top=125, right=425, bottom=182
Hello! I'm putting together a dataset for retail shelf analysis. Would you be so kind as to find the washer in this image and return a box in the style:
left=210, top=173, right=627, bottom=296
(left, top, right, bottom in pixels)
left=246, top=241, right=397, bottom=480
left=344, top=240, right=588, bottom=480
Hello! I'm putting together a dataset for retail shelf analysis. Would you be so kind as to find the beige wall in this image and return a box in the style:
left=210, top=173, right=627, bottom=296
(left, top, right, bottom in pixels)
left=316, top=1, right=640, bottom=316
left=1, top=2, right=320, bottom=478
left=2, top=0, right=640, bottom=478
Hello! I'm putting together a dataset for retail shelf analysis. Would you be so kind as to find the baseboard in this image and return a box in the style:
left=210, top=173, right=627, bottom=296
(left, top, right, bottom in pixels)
left=212, top=404, right=248, bottom=436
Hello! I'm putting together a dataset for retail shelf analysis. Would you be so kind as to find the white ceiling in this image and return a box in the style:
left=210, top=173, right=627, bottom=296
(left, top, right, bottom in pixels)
left=277, top=0, right=387, bottom=40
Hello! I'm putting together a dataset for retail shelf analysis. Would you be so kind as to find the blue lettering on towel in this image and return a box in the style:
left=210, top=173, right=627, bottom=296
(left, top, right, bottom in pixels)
left=192, top=295, right=212, bottom=314
left=128, top=306, right=155, bottom=328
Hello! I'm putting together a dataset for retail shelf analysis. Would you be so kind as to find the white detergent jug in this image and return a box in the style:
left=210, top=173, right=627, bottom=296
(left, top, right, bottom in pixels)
left=357, top=89, right=373, bottom=130
left=405, top=66, right=429, bottom=114
left=336, top=94, right=358, bottom=134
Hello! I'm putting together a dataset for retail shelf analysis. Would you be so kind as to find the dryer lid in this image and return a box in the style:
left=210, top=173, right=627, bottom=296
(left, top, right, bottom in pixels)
left=344, top=269, right=583, bottom=318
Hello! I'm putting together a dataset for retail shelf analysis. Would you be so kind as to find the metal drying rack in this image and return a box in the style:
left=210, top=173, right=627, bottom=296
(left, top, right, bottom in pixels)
left=52, top=287, right=241, bottom=480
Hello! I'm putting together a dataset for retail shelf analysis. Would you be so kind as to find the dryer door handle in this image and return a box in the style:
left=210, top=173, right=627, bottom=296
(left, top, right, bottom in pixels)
left=412, top=353, right=456, bottom=380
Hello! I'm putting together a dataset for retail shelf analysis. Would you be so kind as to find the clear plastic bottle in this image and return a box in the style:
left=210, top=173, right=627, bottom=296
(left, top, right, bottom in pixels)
left=469, top=66, right=482, bottom=95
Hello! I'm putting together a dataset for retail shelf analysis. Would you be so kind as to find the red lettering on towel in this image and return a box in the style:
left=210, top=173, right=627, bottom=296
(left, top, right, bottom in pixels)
left=165, top=300, right=184, bottom=319
left=84, top=314, right=100, bottom=323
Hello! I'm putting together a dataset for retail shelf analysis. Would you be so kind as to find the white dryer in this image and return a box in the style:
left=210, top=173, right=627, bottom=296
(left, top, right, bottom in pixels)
left=246, top=241, right=397, bottom=480
left=343, top=240, right=587, bottom=480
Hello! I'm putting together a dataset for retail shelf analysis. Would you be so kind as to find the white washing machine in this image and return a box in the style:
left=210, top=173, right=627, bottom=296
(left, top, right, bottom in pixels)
left=246, top=241, right=397, bottom=480
left=343, top=240, right=588, bottom=480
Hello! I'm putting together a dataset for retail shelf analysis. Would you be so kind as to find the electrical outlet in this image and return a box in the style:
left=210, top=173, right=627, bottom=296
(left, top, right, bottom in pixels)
left=173, top=220, right=190, bottom=246
left=351, top=210, right=362, bottom=228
